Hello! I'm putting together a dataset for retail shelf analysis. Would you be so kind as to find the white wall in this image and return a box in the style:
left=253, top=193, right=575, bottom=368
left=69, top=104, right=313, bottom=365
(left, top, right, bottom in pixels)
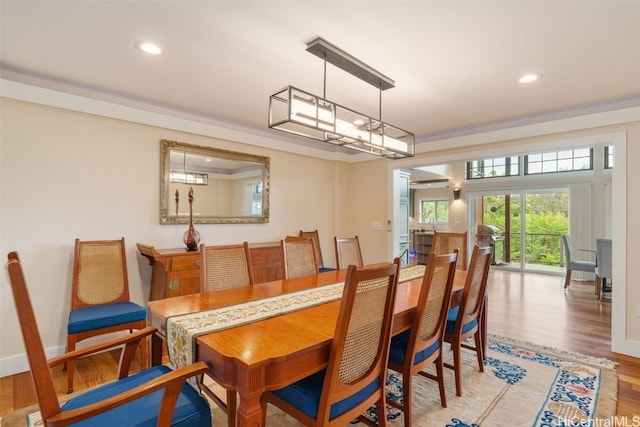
left=387, top=124, right=640, bottom=357
left=2, top=89, right=639, bottom=377
left=0, top=98, right=341, bottom=375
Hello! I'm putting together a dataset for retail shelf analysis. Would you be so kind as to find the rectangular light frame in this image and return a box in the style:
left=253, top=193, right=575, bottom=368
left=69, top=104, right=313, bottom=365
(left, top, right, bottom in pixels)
left=269, top=86, right=415, bottom=159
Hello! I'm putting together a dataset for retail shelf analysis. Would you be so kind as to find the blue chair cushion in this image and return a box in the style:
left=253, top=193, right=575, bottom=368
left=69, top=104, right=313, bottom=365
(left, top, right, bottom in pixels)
left=389, top=330, right=440, bottom=365
left=270, top=369, right=379, bottom=420
left=61, top=365, right=211, bottom=426
left=445, top=307, right=478, bottom=335
left=68, top=301, right=147, bottom=334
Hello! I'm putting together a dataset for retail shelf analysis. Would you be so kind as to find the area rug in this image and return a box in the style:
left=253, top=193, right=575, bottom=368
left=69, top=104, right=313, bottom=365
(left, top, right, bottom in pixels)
left=215, top=333, right=618, bottom=427
left=2, top=333, right=617, bottom=427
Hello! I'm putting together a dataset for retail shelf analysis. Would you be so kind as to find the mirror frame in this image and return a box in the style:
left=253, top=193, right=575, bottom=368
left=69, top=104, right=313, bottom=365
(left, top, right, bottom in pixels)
left=160, top=139, right=270, bottom=224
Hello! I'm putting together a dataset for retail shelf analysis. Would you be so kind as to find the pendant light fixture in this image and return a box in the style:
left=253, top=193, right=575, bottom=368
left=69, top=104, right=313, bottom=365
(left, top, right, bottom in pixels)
left=268, top=38, right=415, bottom=159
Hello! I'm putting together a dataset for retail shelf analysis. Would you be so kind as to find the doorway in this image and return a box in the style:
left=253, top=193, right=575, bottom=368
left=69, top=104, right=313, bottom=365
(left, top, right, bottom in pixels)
left=388, top=132, right=629, bottom=354
left=469, top=189, right=568, bottom=274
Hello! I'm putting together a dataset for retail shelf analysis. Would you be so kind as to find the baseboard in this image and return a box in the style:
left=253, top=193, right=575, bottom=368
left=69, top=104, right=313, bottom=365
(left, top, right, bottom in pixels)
left=1, top=333, right=129, bottom=378
left=611, top=337, right=640, bottom=358
left=0, top=345, right=65, bottom=377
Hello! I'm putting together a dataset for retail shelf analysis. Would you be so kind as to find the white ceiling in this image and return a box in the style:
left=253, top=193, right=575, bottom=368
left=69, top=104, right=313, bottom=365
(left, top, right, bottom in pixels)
left=2, top=1, right=640, bottom=157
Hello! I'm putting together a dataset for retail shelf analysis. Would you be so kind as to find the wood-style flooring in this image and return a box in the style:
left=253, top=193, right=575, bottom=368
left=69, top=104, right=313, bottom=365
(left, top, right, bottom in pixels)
left=1, top=269, right=639, bottom=418
left=486, top=269, right=639, bottom=417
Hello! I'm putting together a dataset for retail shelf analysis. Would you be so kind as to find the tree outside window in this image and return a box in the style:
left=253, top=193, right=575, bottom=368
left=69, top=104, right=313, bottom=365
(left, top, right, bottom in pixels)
left=420, top=200, right=449, bottom=223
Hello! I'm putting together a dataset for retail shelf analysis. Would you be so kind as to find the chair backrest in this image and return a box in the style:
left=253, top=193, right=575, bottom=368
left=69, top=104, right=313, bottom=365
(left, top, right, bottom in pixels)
left=281, top=238, right=318, bottom=279
left=455, top=245, right=493, bottom=330
left=596, top=238, right=613, bottom=278
left=299, top=229, right=324, bottom=269
left=317, top=258, right=400, bottom=424
left=200, top=242, right=254, bottom=292
left=561, top=234, right=575, bottom=264
left=409, top=250, right=458, bottom=362
left=433, top=231, right=468, bottom=270
left=7, top=252, right=62, bottom=421
left=71, top=238, right=130, bottom=310
left=334, top=236, right=364, bottom=270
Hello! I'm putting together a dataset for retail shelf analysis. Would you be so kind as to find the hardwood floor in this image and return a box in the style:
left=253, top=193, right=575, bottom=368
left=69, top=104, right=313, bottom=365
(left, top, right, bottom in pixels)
left=1, top=269, right=639, bottom=418
left=486, top=269, right=640, bottom=417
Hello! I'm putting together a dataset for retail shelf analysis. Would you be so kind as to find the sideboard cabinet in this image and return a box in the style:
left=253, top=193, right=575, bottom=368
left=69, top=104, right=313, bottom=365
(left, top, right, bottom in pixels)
left=137, top=242, right=284, bottom=300
left=137, top=244, right=200, bottom=300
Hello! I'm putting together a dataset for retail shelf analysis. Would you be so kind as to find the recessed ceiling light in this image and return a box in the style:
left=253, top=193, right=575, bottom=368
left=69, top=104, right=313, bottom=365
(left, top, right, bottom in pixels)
left=135, top=41, right=163, bottom=55
left=519, top=73, right=541, bottom=84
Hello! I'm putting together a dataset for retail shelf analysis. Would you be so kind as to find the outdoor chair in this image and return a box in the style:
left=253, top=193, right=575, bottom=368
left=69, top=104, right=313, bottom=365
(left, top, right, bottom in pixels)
left=595, top=238, right=613, bottom=301
left=561, top=234, right=596, bottom=290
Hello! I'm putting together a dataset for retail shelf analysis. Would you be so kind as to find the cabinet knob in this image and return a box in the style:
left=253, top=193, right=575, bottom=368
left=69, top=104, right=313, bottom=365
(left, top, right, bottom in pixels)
left=194, top=259, right=201, bottom=266
left=169, top=280, right=179, bottom=291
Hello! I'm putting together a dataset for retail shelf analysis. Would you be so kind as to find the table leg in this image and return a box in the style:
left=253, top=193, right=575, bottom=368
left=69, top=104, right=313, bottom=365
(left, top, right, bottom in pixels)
left=236, top=368, right=267, bottom=427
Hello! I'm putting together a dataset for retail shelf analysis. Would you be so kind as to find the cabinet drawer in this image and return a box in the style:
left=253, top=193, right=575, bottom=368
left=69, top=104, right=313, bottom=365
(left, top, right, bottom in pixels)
left=171, top=255, right=200, bottom=271
left=168, top=269, right=200, bottom=297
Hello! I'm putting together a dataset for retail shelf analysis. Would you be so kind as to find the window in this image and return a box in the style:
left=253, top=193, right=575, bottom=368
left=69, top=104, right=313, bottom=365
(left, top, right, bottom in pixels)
left=420, top=199, right=449, bottom=223
left=525, top=148, right=592, bottom=175
left=244, top=182, right=263, bottom=215
left=169, top=170, right=208, bottom=185
left=251, top=183, right=263, bottom=215
left=466, top=156, right=519, bottom=179
left=605, top=145, right=613, bottom=169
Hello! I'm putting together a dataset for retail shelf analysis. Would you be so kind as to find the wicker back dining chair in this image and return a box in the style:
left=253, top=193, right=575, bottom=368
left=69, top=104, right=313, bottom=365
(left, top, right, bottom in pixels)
left=260, top=258, right=401, bottom=426
left=200, top=242, right=254, bottom=292
left=299, top=229, right=325, bottom=270
left=7, top=251, right=212, bottom=426
left=444, top=244, right=493, bottom=396
left=281, top=237, right=319, bottom=279
left=387, top=250, right=458, bottom=426
left=334, top=235, right=364, bottom=270
left=433, top=231, right=468, bottom=270
left=198, top=241, right=253, bottom=427
left=66, top=238, right=147, bottom=394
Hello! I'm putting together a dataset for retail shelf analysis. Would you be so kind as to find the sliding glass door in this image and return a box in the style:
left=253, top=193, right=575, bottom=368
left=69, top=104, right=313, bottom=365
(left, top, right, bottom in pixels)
left=470, top=190, right=568, bottom=273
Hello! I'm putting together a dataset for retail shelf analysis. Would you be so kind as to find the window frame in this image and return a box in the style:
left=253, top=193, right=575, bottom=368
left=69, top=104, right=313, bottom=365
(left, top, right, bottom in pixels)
left=418, top=198, right=449, bottom=224
left=524, top=148, right=593, bottom=175
left=605, top=145, right=613, bottom=169
left=466, top=156, right=520, bottom=180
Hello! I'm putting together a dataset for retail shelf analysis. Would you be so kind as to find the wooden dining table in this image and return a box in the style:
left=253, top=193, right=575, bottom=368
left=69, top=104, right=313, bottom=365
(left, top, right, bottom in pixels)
left=147, top=266, right=481, bottom=427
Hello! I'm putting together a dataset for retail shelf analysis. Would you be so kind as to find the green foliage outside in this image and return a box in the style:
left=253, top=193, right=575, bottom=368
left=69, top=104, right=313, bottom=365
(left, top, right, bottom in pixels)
left=421, top=200, right=449, bottom=223
left=482, top=193, right=569, bottom=266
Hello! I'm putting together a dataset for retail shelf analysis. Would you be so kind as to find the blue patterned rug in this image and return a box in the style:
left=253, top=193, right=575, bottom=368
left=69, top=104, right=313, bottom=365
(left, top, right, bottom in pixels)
left=8, top=334, right=617, bottom=427
left=352, top=333, right=618, bottom=427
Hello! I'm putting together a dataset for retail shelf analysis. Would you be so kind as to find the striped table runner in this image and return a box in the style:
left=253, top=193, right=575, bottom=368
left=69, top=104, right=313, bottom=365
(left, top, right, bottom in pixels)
left=166, top=264, right=426, bottom=371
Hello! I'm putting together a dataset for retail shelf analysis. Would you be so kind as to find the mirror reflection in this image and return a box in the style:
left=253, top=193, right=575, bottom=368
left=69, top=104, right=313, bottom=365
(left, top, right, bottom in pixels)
left=160, top=139, right=270, bottom=224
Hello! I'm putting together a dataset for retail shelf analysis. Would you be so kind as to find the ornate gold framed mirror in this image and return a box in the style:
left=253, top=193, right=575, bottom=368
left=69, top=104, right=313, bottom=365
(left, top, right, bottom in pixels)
left=160, top=139, right=270, bottom=224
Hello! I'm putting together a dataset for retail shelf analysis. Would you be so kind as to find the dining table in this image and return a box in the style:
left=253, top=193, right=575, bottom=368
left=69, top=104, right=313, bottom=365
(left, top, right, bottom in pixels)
left=147, top=264, right=483, bottom=427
